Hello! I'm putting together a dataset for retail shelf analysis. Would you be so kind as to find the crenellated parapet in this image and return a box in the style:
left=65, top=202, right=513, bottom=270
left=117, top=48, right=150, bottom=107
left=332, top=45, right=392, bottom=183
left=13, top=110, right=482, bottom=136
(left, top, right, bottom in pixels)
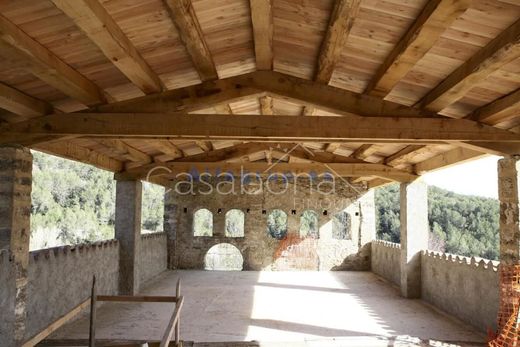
left=422, top=250, right=499, bottom=273
left=29, top=240, right=119, bottom=263
left=372, top=239, right=401, bottom=250
left=371, top=240, right=401, bottom=286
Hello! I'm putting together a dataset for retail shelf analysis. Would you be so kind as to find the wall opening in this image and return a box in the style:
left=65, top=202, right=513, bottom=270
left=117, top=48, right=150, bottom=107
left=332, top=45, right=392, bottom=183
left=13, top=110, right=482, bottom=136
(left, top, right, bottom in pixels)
left=332, top=211, right=351, bottom=240
left=225, top=209, right=245, bottom=237
left=204, top=243, right=244, bottom=271
left=267, top=209, right=288, bottom=240
left=193, top=208, right=213, bottom=236
left=300, top=210, right=319, bottom=239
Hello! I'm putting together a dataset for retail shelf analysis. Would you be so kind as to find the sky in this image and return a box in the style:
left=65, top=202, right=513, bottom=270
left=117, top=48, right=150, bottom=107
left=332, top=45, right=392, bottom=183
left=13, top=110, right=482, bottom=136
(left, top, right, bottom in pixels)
left=422, top=155, right=500, bottom=199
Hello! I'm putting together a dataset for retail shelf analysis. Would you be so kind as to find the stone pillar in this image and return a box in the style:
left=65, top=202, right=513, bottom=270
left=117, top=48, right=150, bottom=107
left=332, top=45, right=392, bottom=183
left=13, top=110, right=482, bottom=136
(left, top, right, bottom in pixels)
left=498, top=157, right=520, bottom=265
left=115, top=179, right=142, bottom=295
left=359, top=190, right=376, bottom=246
left=164, top=190, right=178, bottom=269
left=400, top=180, right=428, bottom=298
left=0, top=146, right=32, bottom=345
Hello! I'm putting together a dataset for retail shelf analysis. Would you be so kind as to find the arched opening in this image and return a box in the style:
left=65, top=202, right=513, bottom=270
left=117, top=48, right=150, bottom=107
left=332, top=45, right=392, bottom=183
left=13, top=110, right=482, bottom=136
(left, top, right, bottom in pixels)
left=300, top=210, right=319, bottom=239
left=193, top=208, right=213, bottom=236
left=267, top=209, right=288, bottom=240
left=204, top=243, right=244, bottom=271
left=332, top=211, right=351, bottom=240
left=225, top=209, right=245, bottom=237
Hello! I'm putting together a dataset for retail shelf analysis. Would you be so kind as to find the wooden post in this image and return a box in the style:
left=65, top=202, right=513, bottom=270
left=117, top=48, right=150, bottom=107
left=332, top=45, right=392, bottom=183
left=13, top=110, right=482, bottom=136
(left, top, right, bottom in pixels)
left=89, top=276, right=97, bottom=347
left=175, top=279, right=181, bottom=346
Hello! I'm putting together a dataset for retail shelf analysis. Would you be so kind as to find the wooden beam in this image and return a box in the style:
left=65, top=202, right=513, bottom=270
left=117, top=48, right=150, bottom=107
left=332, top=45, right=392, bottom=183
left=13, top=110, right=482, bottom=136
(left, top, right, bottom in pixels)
left=152, top=140, right=184, bottom=160
left=97, top=139, right=152, bottom=163
left=302, top=106, right=316, bottom=116
left=51, top=0, right=163, bottom=94
left=368, top=178, right=394, bottom=189
left=0, top=82, right=53, bottom=119
left=384, top=145, right=428, bottom=167
left=6, top=113, right=520, bottom=153
left=0, top=14, right=105, bottom=105
left=418, top=18, right=520, bottom=112
left=351, top=144, right=378, bottom=160
left=164, top=0, right=218, bottom=81
left=259, top=95, right=274, bottom=115
left=324, top=143, right=341, bottom=153
left=213, top=103, right=233, bottom=114
left=33, top=142, right=124, bottom=172
left=89, top=76, right=262, bottom=113
left=118, top=161, right=418, bottom=182
left=466, top=87, right=520, bottom=126
left=315, top=0, right=360, bottom=83
left=364, top=0, right=470, bottom=97
left=169, top=142, right=268, bottom=163
left=250, top=0, right=273, bottom=70
left=237, top=71, right=438, bottom=118
left=413, top=147, right=486, bottom=174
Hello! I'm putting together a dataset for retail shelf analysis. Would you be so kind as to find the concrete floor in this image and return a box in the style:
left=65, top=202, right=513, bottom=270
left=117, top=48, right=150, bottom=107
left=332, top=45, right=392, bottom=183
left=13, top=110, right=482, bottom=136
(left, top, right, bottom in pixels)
left=51, top=270, right=486, bottom=346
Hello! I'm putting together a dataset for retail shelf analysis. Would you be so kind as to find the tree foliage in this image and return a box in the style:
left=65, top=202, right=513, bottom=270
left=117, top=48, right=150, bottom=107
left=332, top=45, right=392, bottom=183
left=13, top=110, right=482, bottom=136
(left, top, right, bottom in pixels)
left=375, top=184, right=499, bottom=260
left=31, top=151, right=164, bottom=249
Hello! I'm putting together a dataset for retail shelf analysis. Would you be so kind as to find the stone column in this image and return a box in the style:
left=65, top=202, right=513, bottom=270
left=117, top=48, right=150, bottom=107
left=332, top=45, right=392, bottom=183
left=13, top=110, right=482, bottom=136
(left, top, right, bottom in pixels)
left=0, top=146, right=32, bottom=345
left=163, top=190, right=178, bottom=269
left=115, top=179, right=142, bottom=295
left=400, top=180, right=428, bottom=298
left=498, top=157, right=520, bottom=265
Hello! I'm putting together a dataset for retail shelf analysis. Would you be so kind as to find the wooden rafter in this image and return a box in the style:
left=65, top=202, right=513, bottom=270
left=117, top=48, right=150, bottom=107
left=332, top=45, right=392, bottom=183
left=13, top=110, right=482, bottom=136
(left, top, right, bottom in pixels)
left=364, top=0, right=470, bottom=97
left=164, top=0, right=218, bottom=81
left=97, top=139, right=152, bottom=164
left=384, top=145, right=428, bottom=167
left=0, top=14, right=105, bottom=105
left=0, top=82, right=53, bottom=119
left=5, top=113, right=520, bottom=155
left=466, top=87, right=520, bottom=126
left=151, top=140, right=184, bottom=161
left=413, top=147, right=485, bottom=174
left=117, top=161, right=418, bottom=182
left=51, top=0, right=163, bottom=94
left=351, top=144, right=378, bottom=160
left=418, top=18, right=520, bottom=112
left=250, top=0, right=273, bottom=70
left=34, top=142, right=123, bottom=172
left=315, top=0, right=360, bottom=84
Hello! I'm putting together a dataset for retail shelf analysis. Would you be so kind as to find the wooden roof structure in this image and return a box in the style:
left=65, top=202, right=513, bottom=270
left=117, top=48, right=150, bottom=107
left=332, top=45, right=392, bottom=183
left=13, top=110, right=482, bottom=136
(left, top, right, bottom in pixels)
left=1, top=0, right=520, bottom=188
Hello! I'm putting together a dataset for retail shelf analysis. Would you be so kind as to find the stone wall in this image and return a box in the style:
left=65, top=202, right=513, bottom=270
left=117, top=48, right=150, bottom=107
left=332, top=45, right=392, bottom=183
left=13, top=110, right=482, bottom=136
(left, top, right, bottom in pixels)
left=0, top=249, right=15, bottom=347
left=140, top=232, right=167, bottom=283
left=166, top=178, right=376, bottom=271
left=421, top=250, right=499, bottom=333
left=24, top=240, right=119, bottom=340
left=371, top=240, right=401, bottom=286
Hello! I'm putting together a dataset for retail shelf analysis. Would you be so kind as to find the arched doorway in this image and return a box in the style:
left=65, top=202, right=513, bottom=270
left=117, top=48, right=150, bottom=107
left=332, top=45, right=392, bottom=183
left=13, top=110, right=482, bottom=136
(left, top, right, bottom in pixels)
left=204, top=243, right=244, bottom=271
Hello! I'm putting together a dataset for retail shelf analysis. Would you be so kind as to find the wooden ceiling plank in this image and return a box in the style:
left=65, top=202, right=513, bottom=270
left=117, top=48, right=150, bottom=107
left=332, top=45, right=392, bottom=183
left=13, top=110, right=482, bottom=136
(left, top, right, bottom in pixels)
left=51, top=0, right=163, bottom=94
left=418, top=18, right=520, bottom=112
left=164, top=0, right=218, bottom=81
left=250, top=0, right=273, bottom=71
left=364, top=0, right=470, bottom=97
left=0, top=14, right=105, bottom=105
left=0, top=82, right=53, bottom=119
left=315, top=0, right=361, bottom=84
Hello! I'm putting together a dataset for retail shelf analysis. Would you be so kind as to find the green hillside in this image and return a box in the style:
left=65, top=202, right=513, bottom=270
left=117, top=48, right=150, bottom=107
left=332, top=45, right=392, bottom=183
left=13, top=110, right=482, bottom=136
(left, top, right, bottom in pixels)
left=375, top=184, right=499, bottom=260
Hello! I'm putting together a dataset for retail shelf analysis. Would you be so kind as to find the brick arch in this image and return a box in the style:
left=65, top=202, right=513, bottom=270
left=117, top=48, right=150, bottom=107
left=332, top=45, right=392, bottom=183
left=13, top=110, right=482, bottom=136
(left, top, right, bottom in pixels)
left=203, top=243, right=245, bottom=271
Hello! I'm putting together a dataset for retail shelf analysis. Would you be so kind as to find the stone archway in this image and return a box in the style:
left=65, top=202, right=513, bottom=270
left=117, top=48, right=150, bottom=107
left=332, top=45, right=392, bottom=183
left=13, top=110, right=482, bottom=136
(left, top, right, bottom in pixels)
left=204, top=243, right=244, bottom=271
